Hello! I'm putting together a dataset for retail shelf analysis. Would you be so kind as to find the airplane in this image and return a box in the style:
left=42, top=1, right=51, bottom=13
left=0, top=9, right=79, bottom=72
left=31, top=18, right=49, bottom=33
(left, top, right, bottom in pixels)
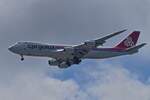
left=8, top=29, right=146, bottom=68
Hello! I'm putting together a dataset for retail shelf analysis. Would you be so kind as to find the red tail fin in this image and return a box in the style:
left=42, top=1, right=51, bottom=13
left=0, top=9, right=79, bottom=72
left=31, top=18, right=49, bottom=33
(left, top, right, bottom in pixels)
left=115, top=31, right=140, bottom=49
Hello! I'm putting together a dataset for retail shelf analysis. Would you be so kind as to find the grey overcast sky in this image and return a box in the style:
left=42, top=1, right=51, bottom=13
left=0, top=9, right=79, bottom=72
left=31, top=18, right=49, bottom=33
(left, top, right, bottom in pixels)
left=0, top=0, right=150, bottom=100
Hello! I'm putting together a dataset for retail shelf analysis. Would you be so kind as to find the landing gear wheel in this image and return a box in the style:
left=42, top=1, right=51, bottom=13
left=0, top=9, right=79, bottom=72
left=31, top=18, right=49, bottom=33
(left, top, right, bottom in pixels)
left=20, top=55, right=24, bottom=61
left=66, top=60, right=71, bottom=66
left=73, top=57, right=81, bottom=64
left=21, top=58, right=24, bottom=61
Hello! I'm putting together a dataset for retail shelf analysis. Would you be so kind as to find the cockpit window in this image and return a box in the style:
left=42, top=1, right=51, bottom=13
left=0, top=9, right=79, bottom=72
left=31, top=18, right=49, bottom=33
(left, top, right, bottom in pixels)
left=17, top=42, right=21, bottom=44
left=17, top=42, right=26, bottom=44
left=16, top=42, right=22, bottom=45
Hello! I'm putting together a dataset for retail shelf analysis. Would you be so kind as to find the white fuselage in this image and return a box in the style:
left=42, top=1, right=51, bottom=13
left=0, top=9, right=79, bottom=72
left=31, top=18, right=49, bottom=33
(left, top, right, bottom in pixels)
left=8, top=29, right=145, bottom=68
left=9, top=42, right=128, bottom=60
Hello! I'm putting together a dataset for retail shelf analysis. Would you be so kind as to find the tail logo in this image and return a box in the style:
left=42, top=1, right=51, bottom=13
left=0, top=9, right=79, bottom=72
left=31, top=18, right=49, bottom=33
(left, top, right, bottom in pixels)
left=124, top=37, right=134, bottom=47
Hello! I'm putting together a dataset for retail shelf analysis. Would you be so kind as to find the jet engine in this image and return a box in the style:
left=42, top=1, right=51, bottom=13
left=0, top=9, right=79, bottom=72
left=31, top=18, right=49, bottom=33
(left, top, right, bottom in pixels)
left=48, top=59, right=59, bottom=66
left=58, top=61, right=70, bottom=68
left=48, top=59, right=71, bottom=68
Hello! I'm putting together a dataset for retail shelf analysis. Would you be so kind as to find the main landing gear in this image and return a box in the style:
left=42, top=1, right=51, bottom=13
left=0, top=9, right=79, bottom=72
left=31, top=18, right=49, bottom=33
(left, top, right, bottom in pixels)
left=20, top=55, right=24, bottom=61
left=73, top=56, right=81, bottom=64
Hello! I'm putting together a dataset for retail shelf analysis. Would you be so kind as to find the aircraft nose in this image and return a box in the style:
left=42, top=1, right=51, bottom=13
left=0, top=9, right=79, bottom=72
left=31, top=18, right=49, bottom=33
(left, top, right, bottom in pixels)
left=8, top=46, right=13, bottom=51
left=8, top=46, right=15, bottom=52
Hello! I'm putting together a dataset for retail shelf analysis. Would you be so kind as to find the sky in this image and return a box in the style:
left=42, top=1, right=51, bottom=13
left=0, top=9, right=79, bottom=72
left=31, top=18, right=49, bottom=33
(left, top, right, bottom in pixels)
left=0, top=0, right=150, bottom=100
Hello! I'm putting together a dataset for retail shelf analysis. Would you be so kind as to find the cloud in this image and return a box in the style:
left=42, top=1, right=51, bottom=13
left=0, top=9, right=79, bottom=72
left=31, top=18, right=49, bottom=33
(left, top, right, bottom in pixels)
left=0, top=69, right=79, bottom=100
left=85, top=63, right=150, bottom=100
left=0, top=62, right=150, bottom=100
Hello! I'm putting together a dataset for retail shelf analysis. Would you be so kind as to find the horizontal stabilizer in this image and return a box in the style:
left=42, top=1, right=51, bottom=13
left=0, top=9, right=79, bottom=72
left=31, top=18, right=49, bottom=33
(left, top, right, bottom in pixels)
left=126, top=43, right=146, bottom=54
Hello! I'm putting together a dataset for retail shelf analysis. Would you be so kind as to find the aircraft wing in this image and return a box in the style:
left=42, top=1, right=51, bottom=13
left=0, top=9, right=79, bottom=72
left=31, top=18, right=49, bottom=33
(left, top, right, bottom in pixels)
left=49, top=29, right=127, bottom=68
left=74, top=29, right=127, bottom=49
left=95, top=29, right=127, bottom=46
left=55, top=29, right=127, bottom=61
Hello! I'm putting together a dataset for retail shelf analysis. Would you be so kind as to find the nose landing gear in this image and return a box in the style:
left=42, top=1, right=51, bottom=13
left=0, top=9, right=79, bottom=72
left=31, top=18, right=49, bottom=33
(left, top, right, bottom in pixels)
left=20, top=55, right=24, bottom=61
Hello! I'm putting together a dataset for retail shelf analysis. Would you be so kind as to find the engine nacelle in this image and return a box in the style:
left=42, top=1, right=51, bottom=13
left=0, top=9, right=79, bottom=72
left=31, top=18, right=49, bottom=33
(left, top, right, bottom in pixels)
left=58, top=62, right=70, bottom=68
left=84, top=40, right=96, bottom=48
left=48, top=59, right=59, bottom=66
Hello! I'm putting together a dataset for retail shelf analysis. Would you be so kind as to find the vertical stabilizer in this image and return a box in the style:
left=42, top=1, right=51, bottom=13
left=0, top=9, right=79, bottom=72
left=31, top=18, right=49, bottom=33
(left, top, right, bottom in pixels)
left=115, top=31, right=140, bottom=49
